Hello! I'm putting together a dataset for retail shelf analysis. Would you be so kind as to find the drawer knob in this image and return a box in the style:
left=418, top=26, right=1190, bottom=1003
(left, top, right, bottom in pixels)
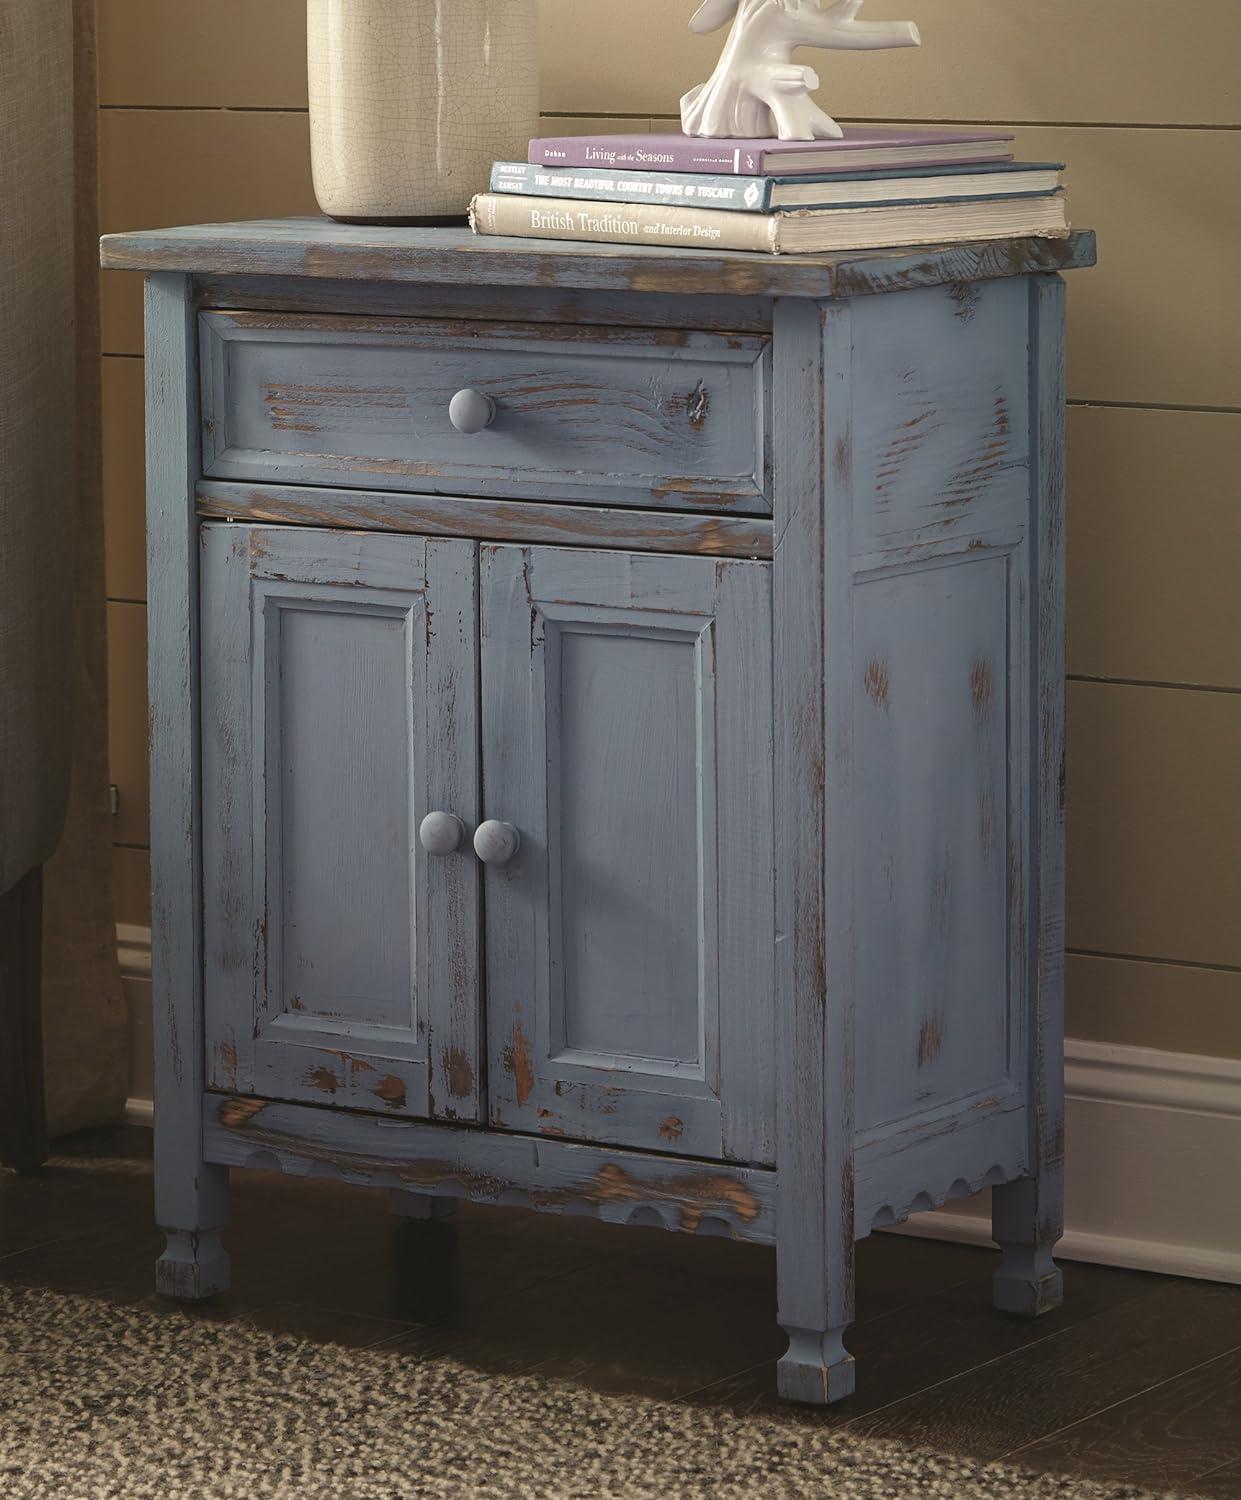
left=473, top=819, right=520, bottom=866
left=449, top=388, right=496, bottom=435
left=419, top=811, right=465, bottom=856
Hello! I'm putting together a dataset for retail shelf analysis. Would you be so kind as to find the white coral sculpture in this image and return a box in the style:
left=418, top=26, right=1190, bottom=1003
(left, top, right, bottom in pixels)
left=681, top=0, right=921, bottom=141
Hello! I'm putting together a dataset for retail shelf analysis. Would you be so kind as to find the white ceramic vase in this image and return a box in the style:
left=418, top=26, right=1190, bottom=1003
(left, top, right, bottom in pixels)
left=308, top=0, right=539, bottom=222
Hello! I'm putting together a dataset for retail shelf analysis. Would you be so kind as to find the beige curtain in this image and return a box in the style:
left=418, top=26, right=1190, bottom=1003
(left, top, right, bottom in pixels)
left=42, top=0, right=128, bottom=1134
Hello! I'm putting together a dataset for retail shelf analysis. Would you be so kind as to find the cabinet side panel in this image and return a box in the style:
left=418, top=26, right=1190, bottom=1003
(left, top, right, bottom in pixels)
left=846, top=281, right=1034, bottom=1168
left=850, top=279, right=1030, bottom=562
left=852, top=553, right=1019, bottom=1131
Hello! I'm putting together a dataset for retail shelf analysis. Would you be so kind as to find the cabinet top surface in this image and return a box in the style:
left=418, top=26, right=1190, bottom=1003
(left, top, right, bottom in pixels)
left=100, top=217, right=1095, bottom=300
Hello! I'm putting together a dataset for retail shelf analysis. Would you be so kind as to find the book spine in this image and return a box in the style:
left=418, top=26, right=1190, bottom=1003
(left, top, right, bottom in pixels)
left=491, top=162, right=773, bottom=213
left=529, top=138, right=743, bottom=174
left=470, top=194, right=777, bottom=254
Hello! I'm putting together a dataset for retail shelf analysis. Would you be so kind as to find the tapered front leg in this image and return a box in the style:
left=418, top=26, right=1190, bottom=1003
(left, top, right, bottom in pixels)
left=992, top=1174, right=1063, bottom=1315
left=993, top=276, right=1068, bottom=1322
left=772, top=297, right=858, bottom=1405
left=156, top=1156, right=231, bottom=1301
left=778, top=1308, right=855, bottom=1403
left=146, top=271, right=231, bottom=1303
left=389, top=1188, right=457, bottom=1222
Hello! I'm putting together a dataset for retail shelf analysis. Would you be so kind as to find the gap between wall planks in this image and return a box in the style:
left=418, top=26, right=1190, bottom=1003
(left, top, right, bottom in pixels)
left=95, top=1, right=1241, bottom=126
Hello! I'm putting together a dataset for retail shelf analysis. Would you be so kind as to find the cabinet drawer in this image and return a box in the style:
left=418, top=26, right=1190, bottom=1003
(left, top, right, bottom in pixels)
left=200, top=311, right=772, bottom=513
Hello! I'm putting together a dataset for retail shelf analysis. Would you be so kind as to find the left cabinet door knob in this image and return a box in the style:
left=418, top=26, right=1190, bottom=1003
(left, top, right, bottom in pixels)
left=448, top=388, right=496, bottom=434
left=419, top=811, right=466, bottom=855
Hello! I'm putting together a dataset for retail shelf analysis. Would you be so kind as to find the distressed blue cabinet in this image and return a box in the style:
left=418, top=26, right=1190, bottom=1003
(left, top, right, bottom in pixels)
left=102, top=219, right=1095, bottom=1405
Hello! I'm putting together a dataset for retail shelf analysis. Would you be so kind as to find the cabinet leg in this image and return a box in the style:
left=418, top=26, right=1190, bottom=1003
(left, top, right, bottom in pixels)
left=155, top=1160, right=231, bottom=1301
left=389, top=1189, right=461, bottom=1325
left=776, top=1217, right=856, bottom=1405
left=991, top=1174, right=1063, bottom=1316
left=389, top=1188, right=457, bottom=1222
left=777, top=1324, right=855, bottom=1404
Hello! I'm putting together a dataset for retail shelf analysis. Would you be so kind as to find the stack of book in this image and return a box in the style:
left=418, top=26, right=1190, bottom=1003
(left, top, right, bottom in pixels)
left=469, top=127, right=1068, bottom=255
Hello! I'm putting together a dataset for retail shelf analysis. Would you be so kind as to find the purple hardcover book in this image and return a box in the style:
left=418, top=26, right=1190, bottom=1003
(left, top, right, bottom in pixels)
left=529, top=126, right=1014, bottom=177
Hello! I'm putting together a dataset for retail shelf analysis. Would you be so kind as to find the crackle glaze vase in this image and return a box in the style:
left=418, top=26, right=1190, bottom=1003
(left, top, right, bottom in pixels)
left=308, top=0, right=539, bottom=222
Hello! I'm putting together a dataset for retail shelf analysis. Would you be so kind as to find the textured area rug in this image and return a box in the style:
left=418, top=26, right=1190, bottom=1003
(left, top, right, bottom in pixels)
left=0, top=1285, right=1175, bottom=1499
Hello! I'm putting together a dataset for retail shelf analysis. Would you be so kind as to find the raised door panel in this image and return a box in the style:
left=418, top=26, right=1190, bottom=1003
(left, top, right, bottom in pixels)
left=852, top=547, right=1029, bottom=1137
left=481, top=544, right=774, bottom=1165
left=200, top=525, right=480, bottom=1120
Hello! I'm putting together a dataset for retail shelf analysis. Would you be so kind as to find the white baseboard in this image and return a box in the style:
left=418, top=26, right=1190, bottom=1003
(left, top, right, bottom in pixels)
left=117, top=924, right=154, bottom=1129
left=889, top=1039, right=1241, bottom=1285
left=115, top=923, right=1240, bottom=1283
left=117, top=924, right=151, bottom=983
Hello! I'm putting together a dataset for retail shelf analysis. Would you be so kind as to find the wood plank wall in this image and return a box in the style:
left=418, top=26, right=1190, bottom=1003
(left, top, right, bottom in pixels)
left=98, top=0, right=1241, bottom=1061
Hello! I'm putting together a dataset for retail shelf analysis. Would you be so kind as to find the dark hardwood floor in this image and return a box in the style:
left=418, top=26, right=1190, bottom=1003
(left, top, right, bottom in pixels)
left=3, top=1125, right=1239, bottom=1496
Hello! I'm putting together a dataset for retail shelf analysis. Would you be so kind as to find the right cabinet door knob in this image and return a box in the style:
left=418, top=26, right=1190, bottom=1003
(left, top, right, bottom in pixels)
left=473, top=820, right=520, bottom=866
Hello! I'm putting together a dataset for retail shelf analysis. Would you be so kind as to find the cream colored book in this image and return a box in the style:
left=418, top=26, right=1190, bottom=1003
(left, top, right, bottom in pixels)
left=469, top=190, right=1069, bottom=255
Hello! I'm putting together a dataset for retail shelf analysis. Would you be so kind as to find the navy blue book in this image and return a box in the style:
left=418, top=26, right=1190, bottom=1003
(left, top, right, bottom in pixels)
left=492, top=159, right=1063, bottom=215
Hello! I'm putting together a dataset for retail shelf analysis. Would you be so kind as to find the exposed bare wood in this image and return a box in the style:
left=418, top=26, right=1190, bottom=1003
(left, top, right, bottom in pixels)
left=195, top=271, right=775, bottom=332
left=204, top=1093, right=777, bottom=1244
left=100, top=219, right=1096, bottom=300
left=198, top=308, right=772, bottom=512
left=196, top=481, right=774, bottom=560
left=144, top=272, right=231, bottom=1299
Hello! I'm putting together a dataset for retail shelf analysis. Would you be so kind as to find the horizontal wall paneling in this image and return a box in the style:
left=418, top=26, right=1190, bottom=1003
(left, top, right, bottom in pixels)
left=100, top=0, right=1241, bottom=126
left=1067, top=681, right=1241, bottom=971
left=1068, top=406, right=1241, bottom=691
left=102, top=353, right=147, bottom=600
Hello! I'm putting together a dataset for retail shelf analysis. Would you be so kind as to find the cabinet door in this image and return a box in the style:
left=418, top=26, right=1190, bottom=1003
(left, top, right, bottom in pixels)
left=481, top=545, right=775, bottom=1164
left=200, top=525, right=480, bottom=1121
